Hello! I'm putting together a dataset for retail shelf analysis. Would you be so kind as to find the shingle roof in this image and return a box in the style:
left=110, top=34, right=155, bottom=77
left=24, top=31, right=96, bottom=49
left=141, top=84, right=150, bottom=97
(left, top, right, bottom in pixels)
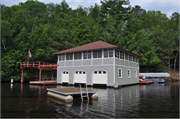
left=52, top=40, right=141, bottom=57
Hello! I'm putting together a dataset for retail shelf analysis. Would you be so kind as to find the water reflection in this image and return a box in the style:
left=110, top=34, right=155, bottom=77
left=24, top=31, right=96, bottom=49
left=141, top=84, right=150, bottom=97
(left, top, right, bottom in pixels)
left=1, top=82, right=179, bottom=118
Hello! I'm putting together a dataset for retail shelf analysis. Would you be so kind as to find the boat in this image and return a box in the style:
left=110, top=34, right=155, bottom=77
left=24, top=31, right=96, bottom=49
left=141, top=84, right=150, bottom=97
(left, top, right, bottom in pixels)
left=145, top=78, right=165, bottom=83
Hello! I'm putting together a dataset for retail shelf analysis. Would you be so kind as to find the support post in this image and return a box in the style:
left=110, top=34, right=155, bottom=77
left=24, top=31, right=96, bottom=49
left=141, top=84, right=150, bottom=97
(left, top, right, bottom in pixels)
left=36, top=71, right=38, bottom=81
left=52, top=71, right=54, bottom=80
left=39, top=69, right=42, bottom=81
left=21, top=69, right=24, bottom=83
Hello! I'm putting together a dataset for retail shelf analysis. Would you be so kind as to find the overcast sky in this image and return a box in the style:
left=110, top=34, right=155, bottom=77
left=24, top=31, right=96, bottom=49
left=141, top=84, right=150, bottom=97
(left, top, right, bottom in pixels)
left=1, top=0, right=179, bottom=18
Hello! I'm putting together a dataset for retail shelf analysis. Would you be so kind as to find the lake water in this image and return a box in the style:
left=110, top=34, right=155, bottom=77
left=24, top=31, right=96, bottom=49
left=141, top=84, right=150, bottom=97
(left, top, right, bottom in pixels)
left=1, top=81, right=179, bottom=118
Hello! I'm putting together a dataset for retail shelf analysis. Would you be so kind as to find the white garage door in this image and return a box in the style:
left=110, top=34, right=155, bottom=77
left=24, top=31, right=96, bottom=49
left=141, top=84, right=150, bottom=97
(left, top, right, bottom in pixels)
left=62, top=71, right=69, bottom=83
left=93, top=70, right=107, bottom=84
left=74, top=71, right=86, bottom=83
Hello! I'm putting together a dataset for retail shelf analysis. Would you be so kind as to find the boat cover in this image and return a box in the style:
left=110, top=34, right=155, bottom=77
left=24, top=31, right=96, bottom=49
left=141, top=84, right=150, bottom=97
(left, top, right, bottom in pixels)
left=139, top=73, right=170, bottom=77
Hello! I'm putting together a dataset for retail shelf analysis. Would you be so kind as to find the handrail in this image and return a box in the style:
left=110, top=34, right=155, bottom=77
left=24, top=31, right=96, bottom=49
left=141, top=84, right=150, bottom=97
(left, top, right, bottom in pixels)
left=78, top=84, right=83, bottom=101
left=20, top=62, right=58, bottom=69
left=84, top=84, right=89, bottom=101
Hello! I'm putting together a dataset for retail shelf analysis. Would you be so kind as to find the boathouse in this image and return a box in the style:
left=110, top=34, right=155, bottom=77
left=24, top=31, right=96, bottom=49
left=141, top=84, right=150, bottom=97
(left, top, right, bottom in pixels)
left=52, top=40, right=141, bottom=87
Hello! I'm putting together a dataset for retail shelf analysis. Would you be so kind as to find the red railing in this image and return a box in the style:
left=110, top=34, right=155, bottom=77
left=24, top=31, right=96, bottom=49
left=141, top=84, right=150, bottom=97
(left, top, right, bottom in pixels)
left=20, top=62, right=58, bottom=69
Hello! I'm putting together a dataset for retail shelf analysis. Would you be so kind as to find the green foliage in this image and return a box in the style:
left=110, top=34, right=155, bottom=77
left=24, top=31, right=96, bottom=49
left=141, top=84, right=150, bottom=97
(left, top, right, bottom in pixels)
left=1, top=0, right=179, bottom=80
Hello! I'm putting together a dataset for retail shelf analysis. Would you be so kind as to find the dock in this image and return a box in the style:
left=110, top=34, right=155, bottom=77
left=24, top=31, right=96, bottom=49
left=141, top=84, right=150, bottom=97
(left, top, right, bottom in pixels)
left=30, top=81, right=57, bottom=85
left=47, top=87, right=98, bottom=102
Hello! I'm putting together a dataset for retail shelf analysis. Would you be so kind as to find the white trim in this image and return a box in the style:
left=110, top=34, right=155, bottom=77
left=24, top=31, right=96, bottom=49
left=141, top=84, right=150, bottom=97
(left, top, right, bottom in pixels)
left=113, top=49, right=115, bottom=84
left=61, top=70, right=69, bottom=83
left=119, top=68, right=122, bottom=78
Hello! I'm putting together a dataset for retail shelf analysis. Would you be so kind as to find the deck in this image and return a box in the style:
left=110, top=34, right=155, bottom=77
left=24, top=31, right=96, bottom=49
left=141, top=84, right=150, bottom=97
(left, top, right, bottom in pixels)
left=47, top=88, right=95, bottom=95
left=20, top=61, right=59, bottom=83
left=30, top=81, right=57, bottom=85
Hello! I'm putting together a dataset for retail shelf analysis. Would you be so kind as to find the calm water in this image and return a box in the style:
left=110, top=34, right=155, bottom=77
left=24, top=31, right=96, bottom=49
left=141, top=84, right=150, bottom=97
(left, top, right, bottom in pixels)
left=1, top=82, right=179, bottom=118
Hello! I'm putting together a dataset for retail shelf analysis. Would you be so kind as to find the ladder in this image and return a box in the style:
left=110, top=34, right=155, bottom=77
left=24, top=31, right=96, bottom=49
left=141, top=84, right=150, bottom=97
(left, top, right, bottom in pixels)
left=78, top=84, right=89, bottom=102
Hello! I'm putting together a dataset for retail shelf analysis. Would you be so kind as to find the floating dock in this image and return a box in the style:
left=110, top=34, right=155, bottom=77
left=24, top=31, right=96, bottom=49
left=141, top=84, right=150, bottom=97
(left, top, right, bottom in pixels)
left=47, top=87, right=98, bottom=102
left=30, top=81, right=57, bottom=85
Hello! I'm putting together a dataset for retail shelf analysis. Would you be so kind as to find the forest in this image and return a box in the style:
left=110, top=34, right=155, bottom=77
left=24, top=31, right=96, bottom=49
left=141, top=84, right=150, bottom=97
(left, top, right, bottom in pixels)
left=1, top=0, right=179, bottom=81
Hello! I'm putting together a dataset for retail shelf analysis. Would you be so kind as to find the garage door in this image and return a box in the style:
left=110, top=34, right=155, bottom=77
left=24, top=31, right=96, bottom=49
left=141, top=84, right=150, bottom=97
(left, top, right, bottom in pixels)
left=93, top=70, right=107, bottom=84
left=62, top=71, right=69, bottom=83
left=74, top=71, right=86, bottom=83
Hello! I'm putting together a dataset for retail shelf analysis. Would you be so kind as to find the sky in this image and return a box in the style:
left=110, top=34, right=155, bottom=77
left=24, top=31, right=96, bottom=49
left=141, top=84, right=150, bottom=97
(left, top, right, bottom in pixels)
left=1, top=0, right=180, bottom=18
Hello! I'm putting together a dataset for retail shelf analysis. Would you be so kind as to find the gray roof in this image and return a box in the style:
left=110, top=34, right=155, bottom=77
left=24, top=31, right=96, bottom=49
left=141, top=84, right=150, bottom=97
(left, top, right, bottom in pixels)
left=139, top=73, right=170, bottom=77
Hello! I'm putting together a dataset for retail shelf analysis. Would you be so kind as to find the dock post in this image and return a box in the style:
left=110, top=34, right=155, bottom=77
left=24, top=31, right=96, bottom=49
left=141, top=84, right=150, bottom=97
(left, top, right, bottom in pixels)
left=52, top=71, right=54, bottom=80
left=36, top=71, right=38, bottom=81
left=21, top=69, right=24, bottom=83
left=39, top=69, right=42, bottom=81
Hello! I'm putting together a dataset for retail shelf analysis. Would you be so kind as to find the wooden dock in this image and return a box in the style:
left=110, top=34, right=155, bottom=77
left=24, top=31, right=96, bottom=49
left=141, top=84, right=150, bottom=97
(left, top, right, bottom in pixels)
left=30, top=81, right=57, bottom=85
left=47, top=87, right=98, bottom=102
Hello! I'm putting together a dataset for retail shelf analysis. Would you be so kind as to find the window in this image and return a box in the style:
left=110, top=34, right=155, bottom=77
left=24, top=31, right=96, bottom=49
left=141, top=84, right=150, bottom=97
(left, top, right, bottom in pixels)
left=94, top=71, right=97, bottom=74
left=135, top=70, right=137, bottom=78
left=74, top=52, right=81, bottom=60
left=97, top=50, right=102, bottom=58
left=125, top=53, right=128, bottom=60
left=69, top=53, right=73, bottom=60
left=83, top=71, right=85, bottom=74
left=128, top=69, right=131, bottom=78
left=99, top=71, right=101, bottom=74
left=66, top=53, right=72, bottom=60
left=129, top=55, right=132, bottom=61
left=115, top=49, right=119, bottom=58
left=59, top=55, right=62, bottom=61
left=66, top=72, right=68, bottom=74
left=133, top=56, right=136, bottom=62
left=135, top=57, right=138, bottom=63
left=63, top=71, right=65, bottom=74
left=88, top=51, right=91, bottom=59
left=83, top=52, right=87, bottom=59
left=103, top=71, right=106, bottom=74
left=76, top=71, right=78, bottom=74
left=109, top=49, right=113, bottom=57
left=104, top=49, right=108, bottom=58
left=120, top=51, right=124, bottom=59
left=79, top=71, right=82, bottom=74
left=93, top=51, right=98, bottom=58
left=119, top=68, right=122, bottom=78
left=62, top=54, right=65, bottom=61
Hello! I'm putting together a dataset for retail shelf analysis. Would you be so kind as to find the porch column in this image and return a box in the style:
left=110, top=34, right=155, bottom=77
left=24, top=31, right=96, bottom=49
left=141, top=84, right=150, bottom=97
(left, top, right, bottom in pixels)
left=21, top=69, right=24, bottom=83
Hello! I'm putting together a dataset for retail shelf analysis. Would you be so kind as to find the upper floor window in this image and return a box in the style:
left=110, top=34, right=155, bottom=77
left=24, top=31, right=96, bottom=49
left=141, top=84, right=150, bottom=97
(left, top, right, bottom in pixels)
left=125, top=53, right=128, bottom=60
left=104, top=49, right=113, bottom=58
left=88, top=51, right=91, bottom=59
left=104, top=49, right=108, bottom=58
left=135, top=57, right=138, bottom=63
left=97, top=50, right=102, bottom=58
left=83, top=52, right=87, bottom=59
left=115, top=49, right=119, bottom=58
left=74, top=52, right=81, bottom=60
left=93, top=51, right=98, bottom=58
left=133, top=56, right=136, bottom=62
left=93, top=50, right=102, bottom=58
left=129, top=55, right=132, bottom=61
left=66, top=53, right=72, bottom=60
left=109, top=49, right=113, bottom=57
left=120, top=51, right=124, bottom=59
left=59, top=54, right=65, bottom=61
